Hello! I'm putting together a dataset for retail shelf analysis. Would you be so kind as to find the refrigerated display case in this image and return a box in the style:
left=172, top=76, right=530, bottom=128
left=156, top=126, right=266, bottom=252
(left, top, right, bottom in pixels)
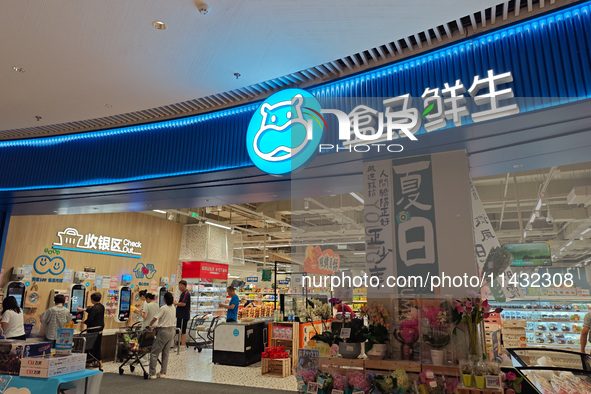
left=490, top=299, right=590, bottom=351
left=507, top=347, right=591, bottom=393
left=187, top=281, right=227, bottom=319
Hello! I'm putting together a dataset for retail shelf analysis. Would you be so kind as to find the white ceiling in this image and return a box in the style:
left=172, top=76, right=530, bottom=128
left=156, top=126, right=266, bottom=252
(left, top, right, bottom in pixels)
left=0, top=0, right=500, bottom=134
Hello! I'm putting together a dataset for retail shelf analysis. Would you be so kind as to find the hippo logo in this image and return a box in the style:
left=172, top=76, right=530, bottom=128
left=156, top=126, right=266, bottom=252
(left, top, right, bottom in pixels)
left=246, top=89, right=325, bottom=175
left=33, top=255, right=66, bottom=276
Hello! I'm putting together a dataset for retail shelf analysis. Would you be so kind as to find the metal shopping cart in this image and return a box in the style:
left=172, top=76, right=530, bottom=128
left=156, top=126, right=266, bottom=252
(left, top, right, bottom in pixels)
left=117, top=325, right=159, bottom=379
left=73, top=326, right=103, bottom=371
left=188, top=315, right=219, bottom=352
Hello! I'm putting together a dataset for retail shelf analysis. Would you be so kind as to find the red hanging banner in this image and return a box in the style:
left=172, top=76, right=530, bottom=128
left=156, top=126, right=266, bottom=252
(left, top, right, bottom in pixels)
left=182, top=261, right=229, bottom=280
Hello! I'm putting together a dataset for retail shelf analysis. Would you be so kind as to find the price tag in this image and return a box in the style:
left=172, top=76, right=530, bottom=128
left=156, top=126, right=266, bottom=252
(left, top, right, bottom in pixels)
left=426, top=371, right=435, bottom=379
left=307, top=382, right=319, bottom=393
left=340, top=328, right=351, bottom=339
left=332, top=391, right=344, bottom=394
left=486, top=375, right=502, bottom=388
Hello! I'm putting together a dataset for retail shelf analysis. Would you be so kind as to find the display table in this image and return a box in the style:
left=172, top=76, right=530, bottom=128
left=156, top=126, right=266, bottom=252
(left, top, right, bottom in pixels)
left=0, top=370, right=102, bottom=394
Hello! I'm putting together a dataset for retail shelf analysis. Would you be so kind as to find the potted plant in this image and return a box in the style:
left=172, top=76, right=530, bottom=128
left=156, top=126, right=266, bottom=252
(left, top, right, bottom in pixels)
left=460, top=359, right=473, bottom=387
left=393, top=317, right=419, bottom=360
left=359, top=302, right=391, bottom=359
left=338, top=317, right=368, bottom=359
left=422, top=304, right=451, bottom=365
left=307, top=300, right=336, bottom=355
left=474, top=360, right=487, bottom=389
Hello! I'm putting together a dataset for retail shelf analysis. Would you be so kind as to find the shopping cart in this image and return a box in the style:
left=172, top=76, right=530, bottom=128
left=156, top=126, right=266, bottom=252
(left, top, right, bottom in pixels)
left=73, top=326, right=103, bottom=371
left=188, top=315, right=219, bottom=352
left=117, top=325, right=159, bottom=379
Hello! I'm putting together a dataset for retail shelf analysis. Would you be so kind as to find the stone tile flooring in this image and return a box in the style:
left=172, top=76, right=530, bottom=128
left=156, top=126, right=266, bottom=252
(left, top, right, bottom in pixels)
left=102, top=348, right=297, bottom=391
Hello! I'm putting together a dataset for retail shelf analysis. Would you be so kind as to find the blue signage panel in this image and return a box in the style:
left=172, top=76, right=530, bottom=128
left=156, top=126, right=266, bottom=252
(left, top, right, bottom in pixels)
left=246, top=277, right=258, bottom=283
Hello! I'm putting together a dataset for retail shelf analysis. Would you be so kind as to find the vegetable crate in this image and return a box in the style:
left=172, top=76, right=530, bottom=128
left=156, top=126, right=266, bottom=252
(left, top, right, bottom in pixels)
left=262, top=357, right=291, bottom=378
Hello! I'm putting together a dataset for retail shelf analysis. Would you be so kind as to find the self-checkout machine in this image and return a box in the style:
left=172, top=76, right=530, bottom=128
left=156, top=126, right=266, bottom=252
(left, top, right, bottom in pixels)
left=115, top=275, right=132, bottom=323
left=68, top=271, right=87, bottom=323
left=156, top=277, right=170, bottom=307
left=4, top=267, right=27, bottom=308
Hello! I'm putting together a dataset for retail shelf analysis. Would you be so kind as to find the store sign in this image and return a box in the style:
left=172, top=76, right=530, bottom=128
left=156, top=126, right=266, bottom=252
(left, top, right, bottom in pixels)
left=33, top=255, right=66, bottom=275
left=182, top=261, right=229, bottom=280
left=52, top=227, right=142, bottom=258
left=246, top=276, right=258, bottom=283
left=303, top=245, right=340, bottom=275
left=278, top=280, right=289, bottom=285
left=247, top=72, right=519, bottom=175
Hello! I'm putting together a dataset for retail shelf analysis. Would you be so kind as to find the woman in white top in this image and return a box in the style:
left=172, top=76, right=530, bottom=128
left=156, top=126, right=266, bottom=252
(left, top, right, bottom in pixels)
left=148, top=292, right=176, bottom=379
left=1, top=296, right=26, bottom=340
left=141, top=293, right=159, bottom=329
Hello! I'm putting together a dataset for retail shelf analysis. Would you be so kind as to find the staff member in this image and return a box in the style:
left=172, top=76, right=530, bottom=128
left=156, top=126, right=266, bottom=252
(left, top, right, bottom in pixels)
left=173, top=280, right=190, bottom=348
left=219, top=286, right=240, bottom=322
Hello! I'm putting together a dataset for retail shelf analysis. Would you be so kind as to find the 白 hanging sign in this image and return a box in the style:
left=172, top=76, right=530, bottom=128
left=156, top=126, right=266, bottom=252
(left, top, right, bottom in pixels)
left=52, top=228, right=142, bottom=258
left=303, top=246, right=341, bottom=275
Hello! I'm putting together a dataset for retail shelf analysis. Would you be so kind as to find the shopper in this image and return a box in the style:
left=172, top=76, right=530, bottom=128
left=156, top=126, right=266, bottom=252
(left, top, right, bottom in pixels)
left=40, top=294, right=71, bottom=347
left=148, top=292, right=176, bottom=379
left=334, top=300, right=355, bottom=319
left=1, top=296, right=26, bottom=340
left=219, top=286, right=240, bottom=322
left=173, top=280, right=190, bottom=348
left=241, top=297, right=255, bottom=308
left=78, top=292, right=105, bottom=368
left=580, top=311, right=591, bottom=353
left=141, top=293, right=159, bottom=329
left=134, top=289, right=148, bottom=318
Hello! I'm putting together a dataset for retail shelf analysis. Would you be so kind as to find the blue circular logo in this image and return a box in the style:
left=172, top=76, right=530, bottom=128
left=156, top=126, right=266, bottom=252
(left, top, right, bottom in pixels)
left=233, top=329, right=239, bottom=337
left=246, top=89, right=325, bottom=175
left=25, top=281, right=30, bottom=287
left=131, top=284, right=134, bottom=289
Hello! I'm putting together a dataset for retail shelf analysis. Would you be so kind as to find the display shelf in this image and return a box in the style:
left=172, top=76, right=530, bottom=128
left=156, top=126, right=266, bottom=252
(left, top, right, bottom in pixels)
left=187, top=280, right=227, bottom=319
left=268, top=322, right=299, bottom=368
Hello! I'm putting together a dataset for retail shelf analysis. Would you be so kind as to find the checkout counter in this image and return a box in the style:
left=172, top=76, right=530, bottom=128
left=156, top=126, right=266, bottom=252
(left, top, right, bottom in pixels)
left=212, top=319, right=269, bottom=366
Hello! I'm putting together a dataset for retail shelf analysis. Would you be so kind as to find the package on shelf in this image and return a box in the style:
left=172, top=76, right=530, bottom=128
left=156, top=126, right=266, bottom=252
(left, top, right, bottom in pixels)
left=0, top=341, right=52, bottom=376
left=272, top=325, right=293, bottom=339
left=20, top=353, right=86, bottom=378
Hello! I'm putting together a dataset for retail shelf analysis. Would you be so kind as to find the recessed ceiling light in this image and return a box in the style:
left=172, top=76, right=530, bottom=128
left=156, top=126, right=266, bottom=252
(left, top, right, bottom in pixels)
left=152, top=21, right=167, bottom=30
left=513, top=164, right=523, bottom=168
left=12, top=67, right=24, bottom=73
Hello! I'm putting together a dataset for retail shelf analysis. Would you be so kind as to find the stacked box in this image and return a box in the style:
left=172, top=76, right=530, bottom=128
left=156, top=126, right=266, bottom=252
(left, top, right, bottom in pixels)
left=19, top=353, right=87, bottom=378
left=0, top=341, right=52, bottom=375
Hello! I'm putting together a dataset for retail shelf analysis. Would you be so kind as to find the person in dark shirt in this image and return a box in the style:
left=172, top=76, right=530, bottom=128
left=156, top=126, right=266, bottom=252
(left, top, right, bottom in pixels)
left=173, top=280, right=191, bottom=348
left=77, top=292, right=105, bottom=368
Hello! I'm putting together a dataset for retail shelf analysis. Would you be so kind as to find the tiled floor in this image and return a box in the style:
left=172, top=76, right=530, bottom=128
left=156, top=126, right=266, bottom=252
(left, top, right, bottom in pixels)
left=102, top=348, right=297, bottom=392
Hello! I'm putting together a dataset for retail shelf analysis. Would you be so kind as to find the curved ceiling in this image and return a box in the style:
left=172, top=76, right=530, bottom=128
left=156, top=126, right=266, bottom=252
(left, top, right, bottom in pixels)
left=1, top=0, right=503, bottom=139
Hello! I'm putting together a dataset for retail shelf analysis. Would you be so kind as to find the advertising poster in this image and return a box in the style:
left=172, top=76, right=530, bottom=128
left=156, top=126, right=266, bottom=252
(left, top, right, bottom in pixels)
left=55, top=327, right=74, bottom=355
left=109, top=276, right=119, bottom=289
left=63, top=269, right=73, bottom=283
left=95, top=275, right=103, bottom=289
left=102, top=276, right=111, bottom=289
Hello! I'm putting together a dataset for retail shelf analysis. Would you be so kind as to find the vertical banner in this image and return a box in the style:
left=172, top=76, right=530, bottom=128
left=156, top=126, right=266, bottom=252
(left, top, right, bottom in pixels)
left=364, top=151, right=477, bottom=299
left=363, top=160, right=395, bottom=297
left=392, top=155, right=438, bottom=295
left=469, top=180, right=522, bottom=301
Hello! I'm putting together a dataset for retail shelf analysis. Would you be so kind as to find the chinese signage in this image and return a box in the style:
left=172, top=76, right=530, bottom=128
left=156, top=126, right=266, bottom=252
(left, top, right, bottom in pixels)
left=393, top=155, right=438, bottom=295
left=303, top=246, right=340, bottom=275
left=470, top=180, right=522, bottom=301
left=53, top=227, right=142, bottom=259
left=363, top=160, right=395, bottom=297
left=182, top=261, right=229, bottom=280
left=334, top=70, right=519, bottom=147
left=246, top=277, right=258, bottom=283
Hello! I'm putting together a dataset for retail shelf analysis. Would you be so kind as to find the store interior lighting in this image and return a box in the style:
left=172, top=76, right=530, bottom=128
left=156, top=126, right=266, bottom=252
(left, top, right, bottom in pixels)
left=205, top=220, right=231, bottom=230
left=153, top=209, right=166, bottom=214
left=349, top=192, right=364, bottom=204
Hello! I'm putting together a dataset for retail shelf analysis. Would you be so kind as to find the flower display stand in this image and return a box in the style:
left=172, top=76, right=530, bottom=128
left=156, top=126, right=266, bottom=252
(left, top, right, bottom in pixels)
left=364, top=359, right=421, bottom=375
left=268, top=321, right=300, bottom=368
left=262, top=357, right=292, bottom=378
left=456, top=387, right=503, bottom=394
left=318, top=357, right=364, bottom=376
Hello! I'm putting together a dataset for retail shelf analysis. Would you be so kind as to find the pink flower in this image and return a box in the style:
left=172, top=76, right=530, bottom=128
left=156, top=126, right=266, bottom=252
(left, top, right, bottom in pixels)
left=494, top=307, right=503, bottom=314
left=466, top=306, right=473, bottom=313
left=482, top=300, right=490, bottom=309
left=332, top=373, right=347, bottom=390
left=465, top=301, right=472, bottom=308
left=457, top=305, right=464, bottom=313
left=505, top=372, right=516, bottom=381
left=483, top=312, right=490, bottom=319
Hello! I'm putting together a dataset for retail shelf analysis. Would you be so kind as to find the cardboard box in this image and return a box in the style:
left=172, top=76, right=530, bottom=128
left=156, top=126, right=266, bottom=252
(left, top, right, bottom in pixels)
left=21, top=353, right=86, bottom=370
left=0, top=341, right=52, bottom=375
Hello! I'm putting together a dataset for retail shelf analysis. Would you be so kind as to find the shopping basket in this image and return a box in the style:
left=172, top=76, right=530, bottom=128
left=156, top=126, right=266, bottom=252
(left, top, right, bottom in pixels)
left=73, top=326, right=103, bottom=371
left=118, top=326, right=159, bottom=379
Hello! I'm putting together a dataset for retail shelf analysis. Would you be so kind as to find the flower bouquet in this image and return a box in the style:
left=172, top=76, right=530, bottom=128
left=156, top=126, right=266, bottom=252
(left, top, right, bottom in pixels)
left=452, top=291, right=502, bottom=360
left=347, top=371, right=370, bottom=393
left=393, top=318, right=419, bottom=360
left=502, top=371, right=524, bottom=394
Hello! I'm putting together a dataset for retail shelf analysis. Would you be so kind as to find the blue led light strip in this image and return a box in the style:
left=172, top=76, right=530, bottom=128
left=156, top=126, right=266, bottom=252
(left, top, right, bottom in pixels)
left=52, top=246, right=142, bottom=259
